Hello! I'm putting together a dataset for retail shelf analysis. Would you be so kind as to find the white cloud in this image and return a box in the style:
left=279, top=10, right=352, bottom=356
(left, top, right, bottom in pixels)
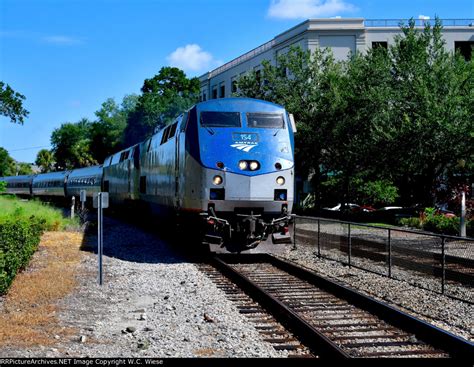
left=42, top=35, right=83, bottom=45
left=268, top=0, right=356, bottom=19
left=167, top=44, right=219, bottom=72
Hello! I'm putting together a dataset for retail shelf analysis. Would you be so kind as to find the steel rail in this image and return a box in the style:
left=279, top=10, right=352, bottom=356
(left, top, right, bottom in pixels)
left=213, top=253, right=474, bottom=359
left=211, top=255, right=350, bottom=358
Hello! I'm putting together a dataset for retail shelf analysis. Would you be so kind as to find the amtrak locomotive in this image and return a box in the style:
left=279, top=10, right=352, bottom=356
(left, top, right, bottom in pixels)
left=1, top=98, right=296, bottom=252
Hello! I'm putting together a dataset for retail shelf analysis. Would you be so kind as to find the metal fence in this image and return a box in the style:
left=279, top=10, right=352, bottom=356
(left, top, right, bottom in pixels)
left=294, top=216, right=474, bottom=303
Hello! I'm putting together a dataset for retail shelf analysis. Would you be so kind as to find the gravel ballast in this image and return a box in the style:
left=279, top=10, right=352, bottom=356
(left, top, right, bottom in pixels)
left=279, top=242, right=473, bottom=342
left=1, top=217, right=288, bottom=358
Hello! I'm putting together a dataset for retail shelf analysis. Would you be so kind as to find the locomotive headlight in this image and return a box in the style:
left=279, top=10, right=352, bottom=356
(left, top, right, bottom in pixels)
left=238, top=161, right=248, bottom=170
left=276, top=176, right=285, bottom=186
left=213, top=175, right=223, bottom=185
left=249, top=161, right=259, bottom=171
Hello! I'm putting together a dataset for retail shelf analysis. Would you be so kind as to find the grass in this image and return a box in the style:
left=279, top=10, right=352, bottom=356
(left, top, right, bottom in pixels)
left=0, top=195, right=79, bottom=231
left=0, top=231, right=85, bottom=346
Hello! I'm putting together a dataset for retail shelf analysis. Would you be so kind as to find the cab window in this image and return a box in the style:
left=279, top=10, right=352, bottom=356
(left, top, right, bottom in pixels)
left=200, top=111, right=241, bottom=127
left=246, top=113, right=285, bottom=129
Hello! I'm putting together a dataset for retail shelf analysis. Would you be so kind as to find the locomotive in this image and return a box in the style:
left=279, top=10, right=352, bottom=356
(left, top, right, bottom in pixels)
left=1, top=98, right=296, bottom=252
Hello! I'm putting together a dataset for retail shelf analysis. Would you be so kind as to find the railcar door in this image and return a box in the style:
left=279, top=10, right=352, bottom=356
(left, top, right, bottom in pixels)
left=129, top=145, right=140, bottom=200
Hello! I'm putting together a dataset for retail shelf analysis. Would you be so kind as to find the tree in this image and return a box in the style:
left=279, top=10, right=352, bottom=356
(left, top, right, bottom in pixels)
left=237, top=18, right=474, bottom=208
left=385, top=18, right=474, bottom=205
left=35, top=149, right=55, bottom=173
left=17, top=162, right=33, bottom=175
left=0, top=82, right=29, bottom=124
left=237, top=47, right=344, bottom=206
left=0, top=147, right=15, bottom=176
left=51, top=119, right=96, bottom=169
left=89, top=95, right=138, bottom=163
left=124, top=67, right=200, bottom=146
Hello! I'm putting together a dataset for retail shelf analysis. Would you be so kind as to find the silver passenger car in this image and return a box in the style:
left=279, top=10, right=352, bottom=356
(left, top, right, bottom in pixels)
left=0, top=175, right=35, bottom=195
left=66, top=165, right=103, bottom=198
left=32, top=171, right=70, bottom=197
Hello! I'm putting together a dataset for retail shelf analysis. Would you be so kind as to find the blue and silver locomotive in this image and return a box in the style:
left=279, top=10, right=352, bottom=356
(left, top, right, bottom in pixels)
left=1, top=98, right=296, bottom=252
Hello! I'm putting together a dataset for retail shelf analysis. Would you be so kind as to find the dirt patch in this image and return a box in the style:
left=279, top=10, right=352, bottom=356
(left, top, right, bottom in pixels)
left=0, top=231, right=85, bottom=347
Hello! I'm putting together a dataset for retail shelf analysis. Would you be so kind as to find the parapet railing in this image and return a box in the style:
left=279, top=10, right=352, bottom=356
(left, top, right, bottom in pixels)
left=365, top=18, right=474, bottom=27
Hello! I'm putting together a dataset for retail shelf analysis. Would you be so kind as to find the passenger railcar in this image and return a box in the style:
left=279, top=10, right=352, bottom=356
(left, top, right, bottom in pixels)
left=32, top=171, right=70, bottom=197
left=0, top=175, right=35, bottom=195
left=66, top=165, right=103, bottom=198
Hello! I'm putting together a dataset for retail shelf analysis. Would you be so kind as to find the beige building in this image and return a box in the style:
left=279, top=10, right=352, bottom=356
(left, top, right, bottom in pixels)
left=199, top=18, right=474, bottom=101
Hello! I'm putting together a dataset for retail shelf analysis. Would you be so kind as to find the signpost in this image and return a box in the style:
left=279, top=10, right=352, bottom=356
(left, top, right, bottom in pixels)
left=93, top=192, right=109, bottom=285
left=80, top=190, right=87, bottom=211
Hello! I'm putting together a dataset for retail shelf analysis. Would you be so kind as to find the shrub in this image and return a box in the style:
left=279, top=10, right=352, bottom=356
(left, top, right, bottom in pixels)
left=399, top=217, right=422, bottom=229
left=0, top=217, right=45, bottom=294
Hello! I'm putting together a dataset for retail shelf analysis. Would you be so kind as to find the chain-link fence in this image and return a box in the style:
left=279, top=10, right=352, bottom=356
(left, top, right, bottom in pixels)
left=294, top=216, right=474, bottom=303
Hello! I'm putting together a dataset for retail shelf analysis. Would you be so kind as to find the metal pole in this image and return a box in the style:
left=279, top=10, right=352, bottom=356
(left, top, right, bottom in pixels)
left=460, top=191, right=466, bottom=237
left=317, top=219, right=321, bottom=257
left=348, top=223, right=351, bottom=268
left=70, top=196, right=75, bottom=219
left=441, top=237, right=446, bottom=295
left=388, top=228, right=392, bottom=278
left=98, top=192, right=103, bottom=285
left=292, top=215, right=297, bottom=250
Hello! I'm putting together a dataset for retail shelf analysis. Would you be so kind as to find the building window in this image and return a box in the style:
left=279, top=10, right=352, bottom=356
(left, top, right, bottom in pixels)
left=212, top=87, right=217, bottom=99
left=203, top=93, right=207, bottom=101
left=231, top=79, right=237, bottom=93
left=372, top=41, right=388, bottom=50
left=219, top=84, right=225, bottom=98
left=455, top=41, right=474, bottom=61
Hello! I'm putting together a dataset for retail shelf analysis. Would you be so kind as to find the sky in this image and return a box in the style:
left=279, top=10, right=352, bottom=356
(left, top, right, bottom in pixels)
left=1, top=0, right=473, bottom=163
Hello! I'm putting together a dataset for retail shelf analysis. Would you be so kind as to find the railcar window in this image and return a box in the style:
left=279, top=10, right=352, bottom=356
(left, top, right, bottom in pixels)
left=200, top=111, right=241, bottom=127
left=246, top=113, right=285, bottom=129
left=161, top=126, right=171, bottom=145
left=169, top=122, right=178, bottom=139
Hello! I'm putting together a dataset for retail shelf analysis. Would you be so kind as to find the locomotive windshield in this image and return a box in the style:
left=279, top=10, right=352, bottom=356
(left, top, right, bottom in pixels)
left=246, top=113, right=285, bottom=128
left=200, top=111, right=241, bottom=127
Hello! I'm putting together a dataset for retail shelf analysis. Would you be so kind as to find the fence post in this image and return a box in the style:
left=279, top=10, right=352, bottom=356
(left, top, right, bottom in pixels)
left=388, top=228, right=392, bottom=278
left=441, top=237, right=446, bottom=295
left=317, top=218, right=321, bottom=257
left=348, top=223, right=351, bottom=268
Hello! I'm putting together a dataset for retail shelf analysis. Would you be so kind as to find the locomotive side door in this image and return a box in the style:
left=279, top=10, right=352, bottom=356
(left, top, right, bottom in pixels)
left=174, top=112, right=187, bottom=209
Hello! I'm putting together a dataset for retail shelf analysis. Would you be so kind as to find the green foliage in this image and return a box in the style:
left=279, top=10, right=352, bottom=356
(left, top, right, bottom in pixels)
left=0, top=196, right=78, bottom=231
left=89, top=95, right=138, bottom=163
left=237, top=18, right=473, bottom=208
left=0, top=217, right=44, bottom=294
left=0, top=181, right=5, bottom=193
left=17, top=162, right=33, bottom=175
left=124, top=67, right=200, bottom=146
left=35, top=149, right=54, bottom=173
left=0, top=81, right=29, bottom=124
left=399, top=217, right=422, bottom=229
left=401, top=207, right=473, bottom=236
left=51, top=118, right=96, bottom=169
left=421, top=208, right=460, bottom=236
left=0, top=147, right=15, bottom=177
left=355, top=180, right=399, bottom=206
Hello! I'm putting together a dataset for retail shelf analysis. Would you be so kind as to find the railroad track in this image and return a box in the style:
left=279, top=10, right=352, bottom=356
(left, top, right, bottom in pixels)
left=198, top=263, right=314, bottom=357
left=207, top=253, right=474, bottom=359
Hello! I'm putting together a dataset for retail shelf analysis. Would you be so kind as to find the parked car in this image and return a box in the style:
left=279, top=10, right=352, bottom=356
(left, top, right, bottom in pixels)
left=324, top=203, right=361, bottom=212
left=435, top=208, right=456, bottom=218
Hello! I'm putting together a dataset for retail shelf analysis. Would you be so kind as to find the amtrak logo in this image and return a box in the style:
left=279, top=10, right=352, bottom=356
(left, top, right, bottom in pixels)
left=230, top=143, right=258, bottom=152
